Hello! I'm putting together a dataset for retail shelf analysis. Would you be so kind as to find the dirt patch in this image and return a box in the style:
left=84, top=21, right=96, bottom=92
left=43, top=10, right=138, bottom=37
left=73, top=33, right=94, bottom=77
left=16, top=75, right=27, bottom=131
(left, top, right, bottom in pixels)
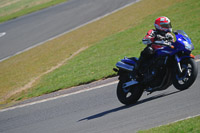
left=0, top=0, right=20, bottom=8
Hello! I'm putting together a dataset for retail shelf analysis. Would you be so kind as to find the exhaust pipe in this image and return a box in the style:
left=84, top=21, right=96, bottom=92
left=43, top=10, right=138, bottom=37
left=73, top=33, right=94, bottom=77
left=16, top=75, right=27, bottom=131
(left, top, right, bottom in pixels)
left=116, top=61, right=134, bottom=72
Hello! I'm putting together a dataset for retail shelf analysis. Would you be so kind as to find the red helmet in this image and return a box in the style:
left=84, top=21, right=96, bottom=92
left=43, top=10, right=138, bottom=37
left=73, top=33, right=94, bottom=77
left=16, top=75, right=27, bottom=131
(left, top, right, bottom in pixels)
left=154, top=16, right=172, bottom=33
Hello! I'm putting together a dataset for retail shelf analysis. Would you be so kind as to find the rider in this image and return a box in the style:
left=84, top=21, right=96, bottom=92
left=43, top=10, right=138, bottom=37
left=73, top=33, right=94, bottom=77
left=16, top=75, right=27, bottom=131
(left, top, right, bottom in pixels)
left=135, top=16, right=174, bottom=76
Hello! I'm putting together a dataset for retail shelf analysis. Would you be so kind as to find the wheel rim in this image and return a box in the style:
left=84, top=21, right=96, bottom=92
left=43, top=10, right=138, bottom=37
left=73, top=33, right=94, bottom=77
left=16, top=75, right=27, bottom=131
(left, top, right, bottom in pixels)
left=122, top=85, right=141, bottom=100
left=176, top=63, right=192, bottom=85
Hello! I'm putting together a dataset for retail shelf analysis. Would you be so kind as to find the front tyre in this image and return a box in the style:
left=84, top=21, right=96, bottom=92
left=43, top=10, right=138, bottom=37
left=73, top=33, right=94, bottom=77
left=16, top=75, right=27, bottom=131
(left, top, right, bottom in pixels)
left=117, top=77, right=143, bottom=105
left=172, top=58, right=198, bottom=90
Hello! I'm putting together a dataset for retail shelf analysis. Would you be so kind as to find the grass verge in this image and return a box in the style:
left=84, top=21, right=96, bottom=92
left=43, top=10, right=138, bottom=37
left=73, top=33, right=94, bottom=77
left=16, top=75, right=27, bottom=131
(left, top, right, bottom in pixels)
left=0, top=0, right=67, bottom=23
left=1, top=0, right=200, bottom=107
left=138, top=115, right=200, bottom=133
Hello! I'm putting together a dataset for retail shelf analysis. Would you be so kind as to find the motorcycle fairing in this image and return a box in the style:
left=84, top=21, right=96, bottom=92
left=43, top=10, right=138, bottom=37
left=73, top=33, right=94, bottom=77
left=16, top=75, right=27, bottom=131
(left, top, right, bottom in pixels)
left=155, top=30, right=193, bottom=58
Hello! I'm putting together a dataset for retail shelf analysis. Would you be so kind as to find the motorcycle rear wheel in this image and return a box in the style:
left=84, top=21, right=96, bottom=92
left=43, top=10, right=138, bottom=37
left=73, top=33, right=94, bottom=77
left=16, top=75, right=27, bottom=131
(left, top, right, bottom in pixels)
left=117, top=77, right=143, bottom=105
left=172, top=58, right=198, bottom=91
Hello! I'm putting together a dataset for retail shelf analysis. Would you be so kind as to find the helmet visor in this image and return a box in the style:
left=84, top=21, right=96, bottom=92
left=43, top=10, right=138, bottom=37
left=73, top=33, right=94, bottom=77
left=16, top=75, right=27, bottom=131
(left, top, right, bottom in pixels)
left=160, top=22, right=172, bottom=28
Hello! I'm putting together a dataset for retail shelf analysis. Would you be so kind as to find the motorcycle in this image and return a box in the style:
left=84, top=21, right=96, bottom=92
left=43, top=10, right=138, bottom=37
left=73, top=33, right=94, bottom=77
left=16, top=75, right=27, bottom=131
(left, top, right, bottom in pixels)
left=113, top=30, right=198, bottom=105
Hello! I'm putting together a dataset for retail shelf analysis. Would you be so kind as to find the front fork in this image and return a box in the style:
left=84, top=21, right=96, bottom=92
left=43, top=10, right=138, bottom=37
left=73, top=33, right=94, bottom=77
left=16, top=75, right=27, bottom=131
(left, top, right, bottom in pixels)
left=175, top=54, right=195, bottom=74
left=175, top=55, right=183, bottom=73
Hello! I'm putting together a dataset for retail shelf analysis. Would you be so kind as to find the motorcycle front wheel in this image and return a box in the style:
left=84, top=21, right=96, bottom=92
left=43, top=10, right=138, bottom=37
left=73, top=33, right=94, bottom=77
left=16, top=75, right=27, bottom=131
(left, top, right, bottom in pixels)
left=117, top=77, right=143, bottom=105
left=172, top=58, right=198, bottom=91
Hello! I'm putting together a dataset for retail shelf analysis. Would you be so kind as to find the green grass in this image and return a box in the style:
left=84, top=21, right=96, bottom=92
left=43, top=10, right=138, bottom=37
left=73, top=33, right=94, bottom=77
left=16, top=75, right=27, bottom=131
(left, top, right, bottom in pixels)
left=17, top=0, right=200, bottom=100
left=0, top=0, right=67, bottom=23
left=28, top=27, right=143, bottom=97
left=138, top=115, right=200, bottom=133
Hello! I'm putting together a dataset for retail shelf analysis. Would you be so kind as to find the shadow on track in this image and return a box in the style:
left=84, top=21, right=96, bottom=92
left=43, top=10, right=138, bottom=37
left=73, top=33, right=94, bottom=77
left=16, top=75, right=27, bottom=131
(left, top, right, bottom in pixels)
left=78, top=90, right=180, bottom=122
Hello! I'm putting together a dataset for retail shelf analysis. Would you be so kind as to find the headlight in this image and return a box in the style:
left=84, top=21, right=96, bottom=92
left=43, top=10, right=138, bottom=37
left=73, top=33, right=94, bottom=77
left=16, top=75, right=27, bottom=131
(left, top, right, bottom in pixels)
left=184, top=41, right=194, bottom=51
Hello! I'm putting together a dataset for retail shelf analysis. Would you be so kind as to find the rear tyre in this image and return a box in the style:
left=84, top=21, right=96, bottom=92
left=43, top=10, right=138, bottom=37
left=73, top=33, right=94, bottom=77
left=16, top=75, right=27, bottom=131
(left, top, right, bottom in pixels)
left=117, top=76, right=143, bottom=105
left=172, top=58, right=198, bottom=91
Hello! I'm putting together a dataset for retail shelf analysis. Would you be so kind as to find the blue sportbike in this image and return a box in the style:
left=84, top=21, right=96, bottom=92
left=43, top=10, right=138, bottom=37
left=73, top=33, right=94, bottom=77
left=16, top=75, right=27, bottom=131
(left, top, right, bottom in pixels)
left=113, top=30, right=198, bottom=105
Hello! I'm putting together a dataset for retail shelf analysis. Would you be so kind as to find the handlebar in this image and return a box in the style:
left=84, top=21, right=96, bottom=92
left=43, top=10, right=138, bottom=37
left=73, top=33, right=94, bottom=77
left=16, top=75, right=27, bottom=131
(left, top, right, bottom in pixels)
left=154, top=40, right=174, bottom=49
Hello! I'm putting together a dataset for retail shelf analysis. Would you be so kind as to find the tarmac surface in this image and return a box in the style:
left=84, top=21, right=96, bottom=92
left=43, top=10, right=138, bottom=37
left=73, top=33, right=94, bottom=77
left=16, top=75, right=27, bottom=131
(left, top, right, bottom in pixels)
left=0, top=61, right=199, bottom=133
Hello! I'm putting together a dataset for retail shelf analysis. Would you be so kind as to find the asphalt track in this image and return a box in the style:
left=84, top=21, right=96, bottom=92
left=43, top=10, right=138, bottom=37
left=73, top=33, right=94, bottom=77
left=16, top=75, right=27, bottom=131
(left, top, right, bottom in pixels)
left=0, top=61, right=199, bottom=133
left=0, top=0, right=138, bottom=61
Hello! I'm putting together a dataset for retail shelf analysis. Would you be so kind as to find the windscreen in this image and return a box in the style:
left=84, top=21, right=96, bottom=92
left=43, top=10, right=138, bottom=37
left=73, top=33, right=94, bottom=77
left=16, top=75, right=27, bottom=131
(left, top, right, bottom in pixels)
left=175, top=30, right=189, bottom=38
